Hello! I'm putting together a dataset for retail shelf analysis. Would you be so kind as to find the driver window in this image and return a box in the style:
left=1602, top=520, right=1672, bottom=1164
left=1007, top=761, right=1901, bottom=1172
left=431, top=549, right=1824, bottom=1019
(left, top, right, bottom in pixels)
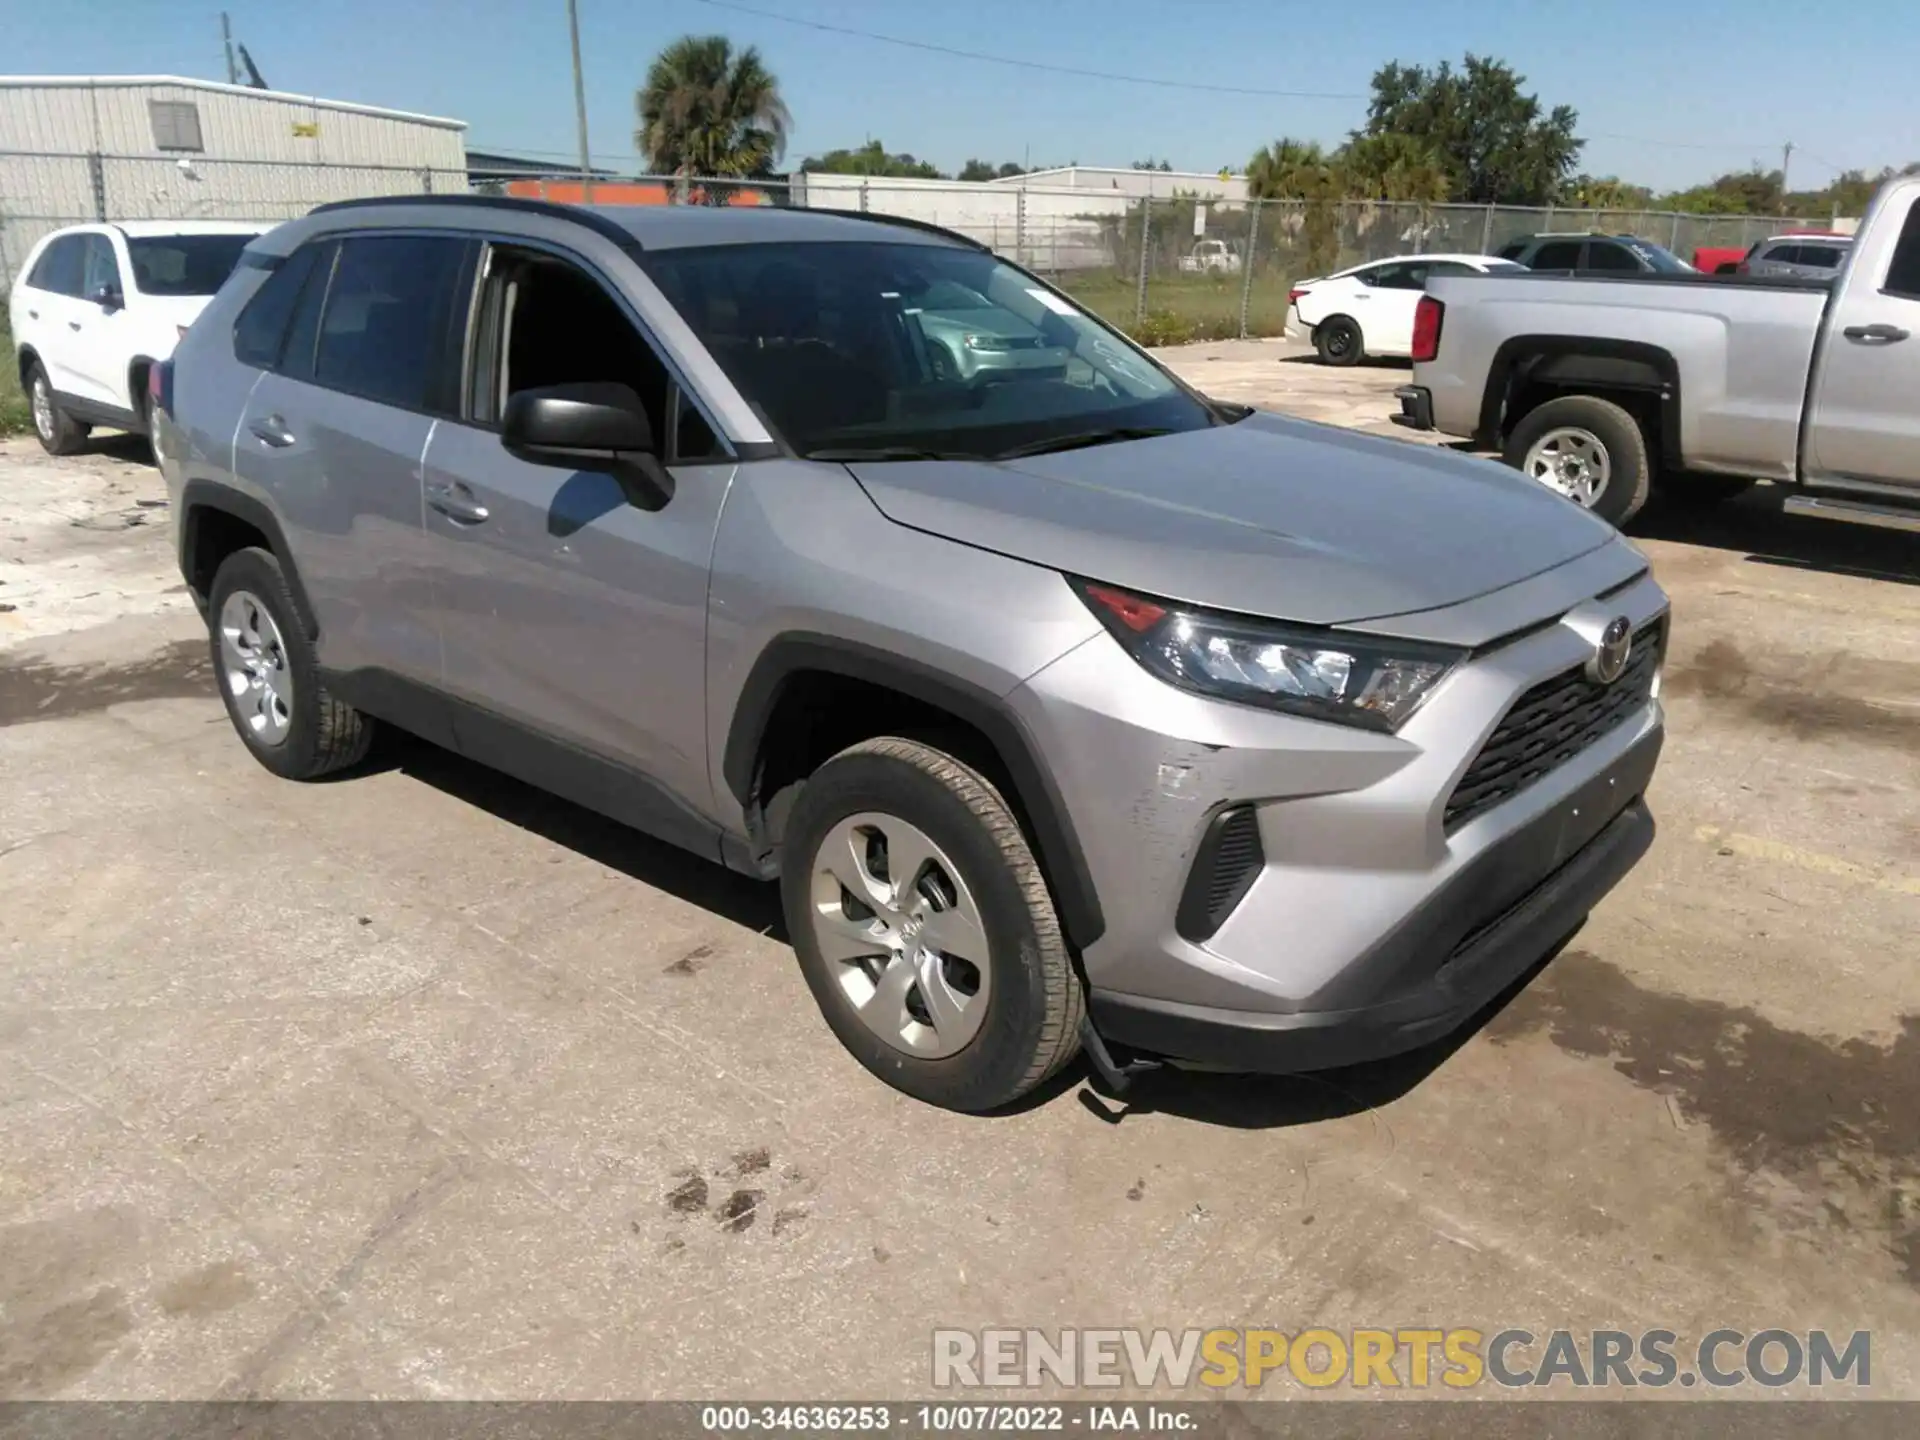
left=81, top=235, right=121, bottom=298
left=481, top=247, right=674, bottom=449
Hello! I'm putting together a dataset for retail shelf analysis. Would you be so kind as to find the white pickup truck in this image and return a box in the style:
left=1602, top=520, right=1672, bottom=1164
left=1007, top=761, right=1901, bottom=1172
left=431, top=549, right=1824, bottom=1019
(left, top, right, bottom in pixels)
left=1395, top=173, right=1920, bottom=531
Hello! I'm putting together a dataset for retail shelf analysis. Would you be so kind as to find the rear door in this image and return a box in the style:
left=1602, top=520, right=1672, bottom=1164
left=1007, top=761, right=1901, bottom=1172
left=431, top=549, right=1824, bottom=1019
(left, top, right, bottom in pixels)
left=417, top=240, right=736, bottom=847
left=1528, top=239, right=1584, bottom=274
left=1583, top=240, right=1644, bottom=276
left=17, top=234, right=88, bottom=397
left=234, top=231, right=477, bottom=688
left=1804, top=192, right=1920, bottom=495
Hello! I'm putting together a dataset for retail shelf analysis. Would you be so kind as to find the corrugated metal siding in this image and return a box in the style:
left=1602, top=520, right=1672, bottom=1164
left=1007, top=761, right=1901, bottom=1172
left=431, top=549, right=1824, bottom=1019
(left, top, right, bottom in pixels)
left=0, top=78, right=467, bottom=281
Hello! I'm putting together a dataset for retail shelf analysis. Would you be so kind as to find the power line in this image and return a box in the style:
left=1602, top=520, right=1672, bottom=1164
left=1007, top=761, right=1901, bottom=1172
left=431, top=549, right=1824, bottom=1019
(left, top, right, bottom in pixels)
left=690, top=0, right=1364, bottom=100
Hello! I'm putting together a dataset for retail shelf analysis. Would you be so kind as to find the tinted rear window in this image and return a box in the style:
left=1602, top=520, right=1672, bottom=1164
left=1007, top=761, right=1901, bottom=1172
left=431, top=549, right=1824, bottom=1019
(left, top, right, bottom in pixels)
left=128, top=234, right=255, bottom=295
left=28, top=235, right=86, bottom=296
left=312, top=235, right=472, bottom=413
left=233, top=245, right=323, bottom=369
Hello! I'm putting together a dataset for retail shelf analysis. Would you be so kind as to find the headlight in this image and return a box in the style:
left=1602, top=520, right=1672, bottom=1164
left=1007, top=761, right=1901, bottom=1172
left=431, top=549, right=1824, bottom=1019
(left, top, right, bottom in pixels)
left=964, top=333, right=1015, bottom=351
left=1074, top=580, right=1462, bottom=732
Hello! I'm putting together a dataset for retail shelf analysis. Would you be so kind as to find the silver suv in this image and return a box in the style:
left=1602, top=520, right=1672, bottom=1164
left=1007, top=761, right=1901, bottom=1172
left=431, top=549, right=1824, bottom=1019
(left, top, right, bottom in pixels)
left=157, top=197, right=1668, bottom=1112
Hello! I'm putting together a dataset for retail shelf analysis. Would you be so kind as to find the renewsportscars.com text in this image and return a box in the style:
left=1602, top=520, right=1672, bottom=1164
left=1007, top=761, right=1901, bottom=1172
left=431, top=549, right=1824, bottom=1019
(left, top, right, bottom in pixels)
left=932, top=1328, right=1871, bottom=1391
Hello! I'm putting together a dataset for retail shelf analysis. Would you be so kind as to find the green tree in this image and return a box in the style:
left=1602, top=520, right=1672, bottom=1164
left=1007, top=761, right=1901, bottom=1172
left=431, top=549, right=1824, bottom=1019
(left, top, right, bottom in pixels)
left=1361, top=55, right=1580, bottom=204
left=1339, top=132, right=1452, bottom=203
left=799, top=140, right=945, bottom=178
left=1131, top=158, right=1175, bottom=172
left=1560, top=174, right=1653, bottom=210
left=1247, top=138, right=1344, bottom=272
left=957, top=158, right=1029, bottom=183
left=636, top=35, right=789, bottom=177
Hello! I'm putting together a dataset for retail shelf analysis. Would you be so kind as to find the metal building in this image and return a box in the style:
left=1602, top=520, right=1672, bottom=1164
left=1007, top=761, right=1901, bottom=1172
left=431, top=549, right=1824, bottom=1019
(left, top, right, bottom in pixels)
left=0, top=75, right=468, bottom=282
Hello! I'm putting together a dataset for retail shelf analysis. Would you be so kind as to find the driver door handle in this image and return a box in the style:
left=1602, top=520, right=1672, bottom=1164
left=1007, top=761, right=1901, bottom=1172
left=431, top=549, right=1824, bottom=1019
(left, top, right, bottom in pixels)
left=1842, top=323, right=1910, bottom=343
left=68, top=321, right=83, bottom=331
left=248, top=415, right=295, bottom=448
left=426, top=482, right=490, bottom=525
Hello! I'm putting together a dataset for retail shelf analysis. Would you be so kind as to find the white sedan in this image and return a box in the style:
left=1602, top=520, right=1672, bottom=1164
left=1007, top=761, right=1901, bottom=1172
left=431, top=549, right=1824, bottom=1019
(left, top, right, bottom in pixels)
left=1287, top=253, right=1525, bottom=366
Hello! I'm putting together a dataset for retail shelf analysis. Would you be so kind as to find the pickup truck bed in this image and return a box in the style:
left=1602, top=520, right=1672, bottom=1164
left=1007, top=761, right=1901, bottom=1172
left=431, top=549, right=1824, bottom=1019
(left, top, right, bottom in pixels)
left=1396, top=174, right=1920, bottom=531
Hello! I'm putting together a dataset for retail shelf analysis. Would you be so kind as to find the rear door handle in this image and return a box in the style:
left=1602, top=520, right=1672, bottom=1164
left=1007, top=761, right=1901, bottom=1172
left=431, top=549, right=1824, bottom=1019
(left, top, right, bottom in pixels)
left=248, top=415, right=295, bottom=448
left=27, top=309, right=39, bottom=320
left=1842, top=323, right=1910, bottom=343
left=67, top=321, right=82, bottom=331
left=426, top=482, right=490, bottom=525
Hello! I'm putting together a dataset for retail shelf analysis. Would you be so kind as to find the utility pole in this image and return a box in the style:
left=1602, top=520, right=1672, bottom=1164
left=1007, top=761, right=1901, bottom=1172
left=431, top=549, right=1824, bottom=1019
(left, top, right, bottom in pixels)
left=567, top=0, right=593, bottom=201
left=1781, top=140, right=1794, bottom=203
left=221, top=12, right=239, bottom=86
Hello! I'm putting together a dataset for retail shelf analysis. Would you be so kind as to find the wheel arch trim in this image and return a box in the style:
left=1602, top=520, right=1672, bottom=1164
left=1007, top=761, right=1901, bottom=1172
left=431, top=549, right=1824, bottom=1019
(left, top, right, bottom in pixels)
left=1478, top=334, right=1683, bottom=471
left=178, top=479, right=320, bottom=640
left=722, top=633, right=1106, bottom=950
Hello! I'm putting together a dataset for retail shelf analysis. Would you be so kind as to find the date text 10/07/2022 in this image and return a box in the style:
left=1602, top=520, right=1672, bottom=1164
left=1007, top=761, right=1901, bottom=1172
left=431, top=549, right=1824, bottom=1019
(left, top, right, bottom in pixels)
left=699, top=1404, right=1196, bottom=1431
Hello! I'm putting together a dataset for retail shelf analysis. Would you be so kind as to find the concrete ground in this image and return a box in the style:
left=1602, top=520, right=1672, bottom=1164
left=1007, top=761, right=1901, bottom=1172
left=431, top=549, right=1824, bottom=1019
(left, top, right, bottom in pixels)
left=3, top=347, right=1918, bottom=1401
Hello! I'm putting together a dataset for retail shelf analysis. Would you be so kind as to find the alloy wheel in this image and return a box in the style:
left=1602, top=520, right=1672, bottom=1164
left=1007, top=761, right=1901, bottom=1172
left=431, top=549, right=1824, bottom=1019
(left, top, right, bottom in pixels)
left=219, top=590, right=293, bottom=746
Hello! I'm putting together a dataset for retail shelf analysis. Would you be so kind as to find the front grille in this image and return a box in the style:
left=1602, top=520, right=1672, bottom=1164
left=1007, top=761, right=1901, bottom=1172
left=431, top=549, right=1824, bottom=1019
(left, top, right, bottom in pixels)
left=1175, top=806, right=1265, bottom=943
left=1445, top=618, right=1665, bottom=832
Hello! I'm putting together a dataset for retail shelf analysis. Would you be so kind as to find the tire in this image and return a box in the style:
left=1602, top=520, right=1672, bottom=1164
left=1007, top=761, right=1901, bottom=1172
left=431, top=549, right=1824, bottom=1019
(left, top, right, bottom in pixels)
left=206, top=546, right=372, bottom=780
left=26, top=360, right=88, bottom=456
left=1658, top=473, right=1755, bottom=508
left=781, top=737, right=1083, bottom=1112
left=1504, top=394, right=1652, bottom=529
left=1314, top=315, right=1364, bottom=367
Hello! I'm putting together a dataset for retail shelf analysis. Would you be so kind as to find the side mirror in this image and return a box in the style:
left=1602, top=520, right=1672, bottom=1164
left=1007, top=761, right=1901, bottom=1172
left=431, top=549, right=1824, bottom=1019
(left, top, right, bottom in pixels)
left=500, top=382, right=670, bottom=507
left=90, top=283, right=123, bottom=312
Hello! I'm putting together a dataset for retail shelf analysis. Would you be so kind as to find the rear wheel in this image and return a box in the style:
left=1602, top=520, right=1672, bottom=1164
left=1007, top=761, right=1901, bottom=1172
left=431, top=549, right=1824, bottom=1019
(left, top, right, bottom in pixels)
left=1315, top=315, right=1364, bottom=367
left=27, top=361, right=88, bottom=456
left=781, top=737, right=1083, bottom=1112
left=1505, top=395, right=1652, bottom=529
left=207, top=547, right=373, bottom=780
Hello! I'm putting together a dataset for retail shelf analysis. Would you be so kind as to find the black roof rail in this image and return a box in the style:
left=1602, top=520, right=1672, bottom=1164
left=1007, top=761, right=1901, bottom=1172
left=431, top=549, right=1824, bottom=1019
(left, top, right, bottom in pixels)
left=305, top=193, right=644, bottom=251
left=802, top=207, right=990, bottom=250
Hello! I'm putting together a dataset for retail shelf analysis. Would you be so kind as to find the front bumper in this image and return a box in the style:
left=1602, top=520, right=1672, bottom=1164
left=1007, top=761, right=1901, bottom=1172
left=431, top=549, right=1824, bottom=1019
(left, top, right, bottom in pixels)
left=1391, top=384, right=1434, bottom=430
left=1007, top=555, right=1668, bottom=1071
left=1089, top=731, right=1659, bottom=1071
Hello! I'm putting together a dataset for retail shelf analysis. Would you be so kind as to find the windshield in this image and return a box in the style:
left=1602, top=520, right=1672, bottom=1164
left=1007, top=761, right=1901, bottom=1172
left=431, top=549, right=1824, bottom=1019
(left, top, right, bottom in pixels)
left=126, top=234, right=256, bottom=296
left=641, top=240, right=1219, bottom=459
left=1622, top=239, right=1694, bottom=274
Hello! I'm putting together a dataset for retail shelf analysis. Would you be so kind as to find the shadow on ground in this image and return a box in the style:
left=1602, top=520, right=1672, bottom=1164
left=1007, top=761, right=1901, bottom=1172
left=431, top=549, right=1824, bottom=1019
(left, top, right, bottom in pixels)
left=1635, top=486, right=1920, bottom=587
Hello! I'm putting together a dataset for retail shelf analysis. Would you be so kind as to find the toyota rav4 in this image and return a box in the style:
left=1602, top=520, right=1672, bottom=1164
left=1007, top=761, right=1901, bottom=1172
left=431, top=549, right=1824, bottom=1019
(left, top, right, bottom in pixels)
left=157, top=197, right=1668, bottom=1112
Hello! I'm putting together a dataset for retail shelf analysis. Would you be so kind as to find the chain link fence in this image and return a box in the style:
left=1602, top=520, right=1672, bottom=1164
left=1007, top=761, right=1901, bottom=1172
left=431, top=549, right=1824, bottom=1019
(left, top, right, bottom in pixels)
left=2, top=151, right=1813, bottom=342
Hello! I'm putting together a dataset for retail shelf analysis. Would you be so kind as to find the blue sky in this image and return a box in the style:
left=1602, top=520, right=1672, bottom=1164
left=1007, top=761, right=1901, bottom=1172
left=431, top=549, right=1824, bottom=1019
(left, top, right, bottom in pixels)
left=9, top=0, right=1915, bottom=191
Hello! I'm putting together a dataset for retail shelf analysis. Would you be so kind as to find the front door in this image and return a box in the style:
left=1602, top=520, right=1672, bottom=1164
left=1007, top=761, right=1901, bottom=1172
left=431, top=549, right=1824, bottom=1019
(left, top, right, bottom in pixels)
left=420, top=243, right=738, bottom=851
left=18, top=233, right=89, bottom=400
left=1804, top=191, right=1920, bottom=496
left=69, top=232, right=134, bottom=411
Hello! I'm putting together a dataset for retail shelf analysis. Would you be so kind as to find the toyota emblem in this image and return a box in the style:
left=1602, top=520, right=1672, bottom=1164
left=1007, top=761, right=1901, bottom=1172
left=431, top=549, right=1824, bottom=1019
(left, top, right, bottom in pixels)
left=1587, top=616, right=1633, bottom=685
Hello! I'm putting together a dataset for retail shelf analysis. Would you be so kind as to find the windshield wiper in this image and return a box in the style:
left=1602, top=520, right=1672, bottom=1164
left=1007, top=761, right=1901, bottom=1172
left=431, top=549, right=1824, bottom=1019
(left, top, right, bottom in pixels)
left=990, top=426, right=1177, bottom=460
left=804, top=445, right=977, bottom=462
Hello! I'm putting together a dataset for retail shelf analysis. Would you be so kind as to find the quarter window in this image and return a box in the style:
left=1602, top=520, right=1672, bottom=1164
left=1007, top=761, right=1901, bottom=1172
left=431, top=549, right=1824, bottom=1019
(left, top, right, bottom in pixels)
left=233, top=244, right=324, bottom=369
left=313, top=236, right=472, bottom=413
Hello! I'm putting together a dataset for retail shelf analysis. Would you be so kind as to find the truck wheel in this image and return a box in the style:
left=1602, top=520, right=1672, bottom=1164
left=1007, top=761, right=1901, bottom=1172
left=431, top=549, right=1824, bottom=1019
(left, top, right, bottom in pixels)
left=27, top=360, right=89, bottom=456
left=781, top=737, right=1084, bottom=1113
left=1315, top=316, right=1364, bottom=367
left=1505, top=395, right=1651, bottom=528
left=1659, top=474, right=1755, bottom=508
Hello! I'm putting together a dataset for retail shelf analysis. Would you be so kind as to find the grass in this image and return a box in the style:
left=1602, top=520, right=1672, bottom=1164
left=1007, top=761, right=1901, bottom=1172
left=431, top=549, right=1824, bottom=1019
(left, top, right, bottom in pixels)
left=1048, top=270, right=1299, bottom=345
left=0, top=314, right=28, bottom=437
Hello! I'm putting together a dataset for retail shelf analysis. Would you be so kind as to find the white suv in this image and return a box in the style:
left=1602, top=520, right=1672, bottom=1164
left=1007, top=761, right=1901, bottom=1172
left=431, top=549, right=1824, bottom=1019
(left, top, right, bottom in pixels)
left=10, top=220, right=266, bottom=457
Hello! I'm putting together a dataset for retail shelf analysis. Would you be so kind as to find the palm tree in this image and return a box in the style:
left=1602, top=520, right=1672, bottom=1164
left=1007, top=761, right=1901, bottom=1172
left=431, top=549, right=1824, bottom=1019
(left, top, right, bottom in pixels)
left=1248, top=139, right=1345, bottom=273
left=636, top=35, right=790, bottom=180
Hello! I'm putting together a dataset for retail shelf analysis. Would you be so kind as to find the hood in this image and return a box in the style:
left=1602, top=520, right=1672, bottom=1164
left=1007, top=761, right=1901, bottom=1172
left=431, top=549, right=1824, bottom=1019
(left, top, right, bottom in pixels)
left=848, top=411, right=1617, bottom=628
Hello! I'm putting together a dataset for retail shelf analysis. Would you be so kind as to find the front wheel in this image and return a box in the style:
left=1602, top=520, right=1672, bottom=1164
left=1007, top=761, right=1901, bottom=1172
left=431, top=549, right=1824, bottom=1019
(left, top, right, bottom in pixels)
left=780, top=737, right=1083, bottom=1112
left=1504, top=395, right=1652, bottom=529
